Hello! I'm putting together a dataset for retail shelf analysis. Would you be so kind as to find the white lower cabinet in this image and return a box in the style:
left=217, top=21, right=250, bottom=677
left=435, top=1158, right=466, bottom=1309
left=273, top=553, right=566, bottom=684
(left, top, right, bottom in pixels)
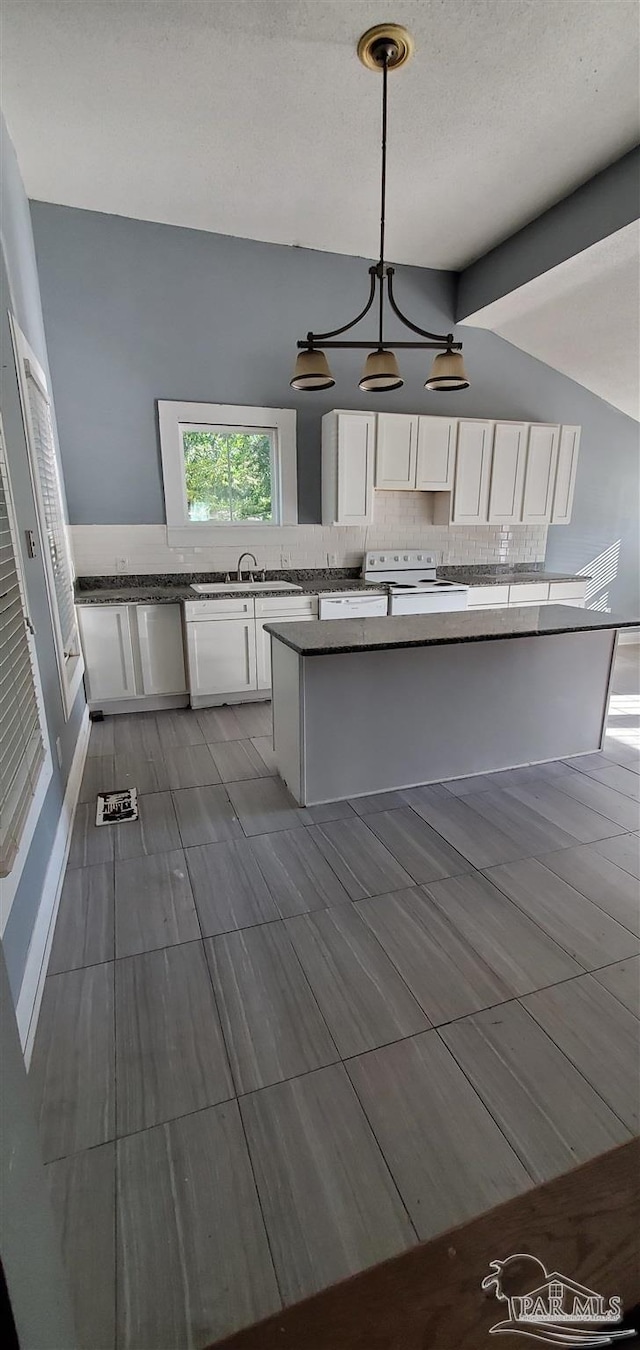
left=78, top=605, right=136, bottom=702
left=187, top=616, right=257, bottom=697
left=186, top=594, right=319, bottom=702
left=78, top=603, right=187, bottom=705
left=466, top=579, right=587, bottom=612
left=256, top=614, right=316, bottom=689
left=136, top=604, right=186, bottom=695
left=255, top=596, right=319, bottom=690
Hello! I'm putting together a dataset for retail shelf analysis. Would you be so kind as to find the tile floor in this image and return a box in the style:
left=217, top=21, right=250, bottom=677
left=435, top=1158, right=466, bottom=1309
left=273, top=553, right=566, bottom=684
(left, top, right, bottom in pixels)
left=31, top=648, right=640, bottom=1349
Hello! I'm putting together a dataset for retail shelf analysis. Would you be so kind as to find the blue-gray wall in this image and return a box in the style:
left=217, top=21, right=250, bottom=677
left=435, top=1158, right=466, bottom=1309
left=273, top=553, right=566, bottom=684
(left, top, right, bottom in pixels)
left=30, top=201, right=639, bottom=614
left=0, top=117, right=86, bottom=1001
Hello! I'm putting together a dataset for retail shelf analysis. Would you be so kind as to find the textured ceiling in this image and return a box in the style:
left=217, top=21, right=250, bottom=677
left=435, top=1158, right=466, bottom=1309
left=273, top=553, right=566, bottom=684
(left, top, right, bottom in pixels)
left=462, top=222, right=640, bottom=419
left=2, top=0, right=639, bottom=269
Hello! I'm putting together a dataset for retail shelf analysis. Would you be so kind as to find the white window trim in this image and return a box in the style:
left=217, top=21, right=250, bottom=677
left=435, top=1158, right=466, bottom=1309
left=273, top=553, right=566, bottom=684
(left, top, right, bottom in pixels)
left=0, top=411, right=53, bottom=933
left=10, top=316, right=84, bottom=720
left=158, top=400, right=298, bottom=546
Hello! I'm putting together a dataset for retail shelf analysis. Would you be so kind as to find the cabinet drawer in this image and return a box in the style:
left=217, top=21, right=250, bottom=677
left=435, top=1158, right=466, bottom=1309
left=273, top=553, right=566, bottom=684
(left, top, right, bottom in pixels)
left=183, top=598, right=254, bottom=620
left=508, top=582, right=549, bottom=603
left=548, top=580, right=586, bottom=601
left=255, top=595, right=318, bottom=616
left=467, top=585, right=510, bottom=607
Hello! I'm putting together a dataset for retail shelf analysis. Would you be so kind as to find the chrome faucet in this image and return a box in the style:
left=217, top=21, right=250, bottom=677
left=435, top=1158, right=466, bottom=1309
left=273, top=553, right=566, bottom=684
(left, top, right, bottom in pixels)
left=236, top=552, right=257, bottom=582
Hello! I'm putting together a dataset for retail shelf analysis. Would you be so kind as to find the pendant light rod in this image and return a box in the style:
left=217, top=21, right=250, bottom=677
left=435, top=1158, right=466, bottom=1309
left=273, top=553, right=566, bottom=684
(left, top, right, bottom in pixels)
left=297, top=339, right=462, bottom=350
left=291, top=24, right=470, bottom=393
left=378, top=52, right=390, bottom=345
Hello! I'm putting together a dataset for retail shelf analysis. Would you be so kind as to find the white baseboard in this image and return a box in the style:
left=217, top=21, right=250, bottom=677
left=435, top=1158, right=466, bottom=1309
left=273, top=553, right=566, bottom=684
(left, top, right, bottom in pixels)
left=17, top=705, right=90, bottom=1066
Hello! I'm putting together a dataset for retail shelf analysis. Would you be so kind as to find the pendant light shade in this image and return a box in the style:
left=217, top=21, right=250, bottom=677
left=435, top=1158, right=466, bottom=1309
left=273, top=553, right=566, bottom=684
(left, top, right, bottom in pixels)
left=290, top=349, right=335, bottom=391
left=359, top=349, right=404, bottom=392
left=425, top=350, right=470, bottom=391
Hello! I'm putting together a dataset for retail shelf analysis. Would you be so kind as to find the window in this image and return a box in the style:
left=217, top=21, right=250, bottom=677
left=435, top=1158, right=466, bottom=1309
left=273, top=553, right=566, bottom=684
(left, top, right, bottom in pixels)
left=0, top=412, right=52, bottom=910
left=158, top=401, right=297, bottom=544
left=11, top=318, right=83, bottom=719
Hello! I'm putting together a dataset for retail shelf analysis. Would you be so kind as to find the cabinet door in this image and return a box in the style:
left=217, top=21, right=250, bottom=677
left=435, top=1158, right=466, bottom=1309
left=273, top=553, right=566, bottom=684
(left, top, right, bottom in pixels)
left=551, top=425, right=581, bottom=524
left=78, top=605, right=135, bottom=702
left=375, top=414, right=418, bottom=489
left=136, top=604, right=186, bottom=695
left=186, top=619, right=257, bottom=697
left=488, top=422, right=527, bottom=523
left=522, top=424, right=560, bottom=523
left=415, top=417, right=457, bottom=490
left=336, top=413, right=375, bottom=524
left=256, top=615, right=316, bottom=690
left=452, top=421, right=493, bottom=523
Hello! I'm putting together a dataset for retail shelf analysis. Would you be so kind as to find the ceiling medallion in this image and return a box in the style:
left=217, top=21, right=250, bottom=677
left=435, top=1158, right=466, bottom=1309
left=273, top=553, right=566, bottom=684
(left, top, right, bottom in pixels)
left=291, top=25, right=469, bottom=394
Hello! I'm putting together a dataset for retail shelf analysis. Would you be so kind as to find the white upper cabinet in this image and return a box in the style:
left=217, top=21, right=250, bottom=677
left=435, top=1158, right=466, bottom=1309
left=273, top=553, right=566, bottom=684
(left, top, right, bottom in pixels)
left=522, top=423, right=560, bottom=523
left=488, top=422, right=528, bottom=523
left=322, top=411, right=375, bottom=525
left=415, top=417, right=457, bottom=490
left=551, top=424, right=581, bottom=524
left=322, top=411, right=580, bottom=526
left=452, top=421, right=493, bottom=523
left=375, top=414, right=418, bottom=489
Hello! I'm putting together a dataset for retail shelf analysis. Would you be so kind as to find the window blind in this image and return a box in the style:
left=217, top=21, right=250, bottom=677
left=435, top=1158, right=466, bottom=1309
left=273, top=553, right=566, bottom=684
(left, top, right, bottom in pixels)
left=0, top=454, right=45, bottom=877
left=24, top=361, right=77, bottom=655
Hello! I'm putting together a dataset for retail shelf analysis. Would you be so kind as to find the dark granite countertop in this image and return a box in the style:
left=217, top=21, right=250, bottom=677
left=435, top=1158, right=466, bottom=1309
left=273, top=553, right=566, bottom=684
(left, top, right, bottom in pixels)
left=74, top=564, right=589, bottom=605
left=75, top=577, right=386, bottom=605
left=441, top=570, right=589, bottom=588
left=264, top=605, right=638, bottom=656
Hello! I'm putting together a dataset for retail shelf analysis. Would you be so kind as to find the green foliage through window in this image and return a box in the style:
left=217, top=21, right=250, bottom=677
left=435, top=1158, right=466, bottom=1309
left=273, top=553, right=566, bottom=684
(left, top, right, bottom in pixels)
left=182, top=428, right=273, bottom=522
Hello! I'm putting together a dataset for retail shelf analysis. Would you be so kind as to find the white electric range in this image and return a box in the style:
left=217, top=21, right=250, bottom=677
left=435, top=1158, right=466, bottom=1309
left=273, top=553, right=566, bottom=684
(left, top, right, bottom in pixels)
left=362, top=550, right=469, bottom=615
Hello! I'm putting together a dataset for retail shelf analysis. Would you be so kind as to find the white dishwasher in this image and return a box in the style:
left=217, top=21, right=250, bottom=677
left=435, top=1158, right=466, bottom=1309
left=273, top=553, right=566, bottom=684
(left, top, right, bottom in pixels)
left=318, top=591, right=388, bottom=619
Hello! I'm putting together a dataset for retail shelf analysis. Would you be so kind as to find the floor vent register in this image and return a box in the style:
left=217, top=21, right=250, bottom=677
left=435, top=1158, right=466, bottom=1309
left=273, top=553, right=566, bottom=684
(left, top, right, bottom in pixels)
left=96, top=789, right=139, bottom=826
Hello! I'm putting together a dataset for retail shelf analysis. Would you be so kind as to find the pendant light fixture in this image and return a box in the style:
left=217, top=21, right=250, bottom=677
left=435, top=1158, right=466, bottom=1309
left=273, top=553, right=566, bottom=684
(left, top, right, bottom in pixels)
left=291, top=24, right=469, bottom=395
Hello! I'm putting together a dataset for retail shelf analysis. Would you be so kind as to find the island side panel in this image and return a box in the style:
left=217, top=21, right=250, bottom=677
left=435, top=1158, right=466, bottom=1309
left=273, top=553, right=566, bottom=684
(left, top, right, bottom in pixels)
left=299, top=629, right=616, bottom=805
left=271, top=636, right=305, bottom=802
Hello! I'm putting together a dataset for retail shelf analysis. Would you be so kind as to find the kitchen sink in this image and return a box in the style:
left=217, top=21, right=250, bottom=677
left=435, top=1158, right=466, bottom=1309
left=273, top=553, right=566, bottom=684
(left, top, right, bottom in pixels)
left=190, top=581, right=303, bottom=593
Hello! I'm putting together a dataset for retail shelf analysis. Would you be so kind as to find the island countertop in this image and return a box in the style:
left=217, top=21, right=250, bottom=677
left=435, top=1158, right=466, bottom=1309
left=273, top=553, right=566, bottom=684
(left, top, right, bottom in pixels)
left=265, top=604, right=639, bottom=656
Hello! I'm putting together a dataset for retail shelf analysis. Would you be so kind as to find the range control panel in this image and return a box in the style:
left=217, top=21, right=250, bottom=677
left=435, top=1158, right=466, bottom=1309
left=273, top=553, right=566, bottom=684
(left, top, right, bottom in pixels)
left=364, top=551, right=437, bottom=570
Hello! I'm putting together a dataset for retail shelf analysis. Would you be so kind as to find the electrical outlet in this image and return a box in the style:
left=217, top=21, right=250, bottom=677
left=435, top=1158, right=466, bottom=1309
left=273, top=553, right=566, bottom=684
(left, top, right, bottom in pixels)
left=327, top=552, right=338, bottom=567
left=55, top=736, right=63, bottom=768
left=281, top=551, right=292, bottom=568
left=115, top=556, right=129, bottom=572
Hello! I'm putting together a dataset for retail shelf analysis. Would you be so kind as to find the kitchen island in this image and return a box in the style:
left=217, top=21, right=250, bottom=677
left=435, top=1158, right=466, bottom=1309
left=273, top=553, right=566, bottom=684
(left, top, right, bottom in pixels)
left=265, top=605, right=638, bottom=806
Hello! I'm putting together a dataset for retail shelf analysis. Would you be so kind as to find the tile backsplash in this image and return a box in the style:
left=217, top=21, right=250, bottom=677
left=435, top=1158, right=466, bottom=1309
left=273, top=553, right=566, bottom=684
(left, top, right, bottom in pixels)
left=70, top=493, right=548, bottom=576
